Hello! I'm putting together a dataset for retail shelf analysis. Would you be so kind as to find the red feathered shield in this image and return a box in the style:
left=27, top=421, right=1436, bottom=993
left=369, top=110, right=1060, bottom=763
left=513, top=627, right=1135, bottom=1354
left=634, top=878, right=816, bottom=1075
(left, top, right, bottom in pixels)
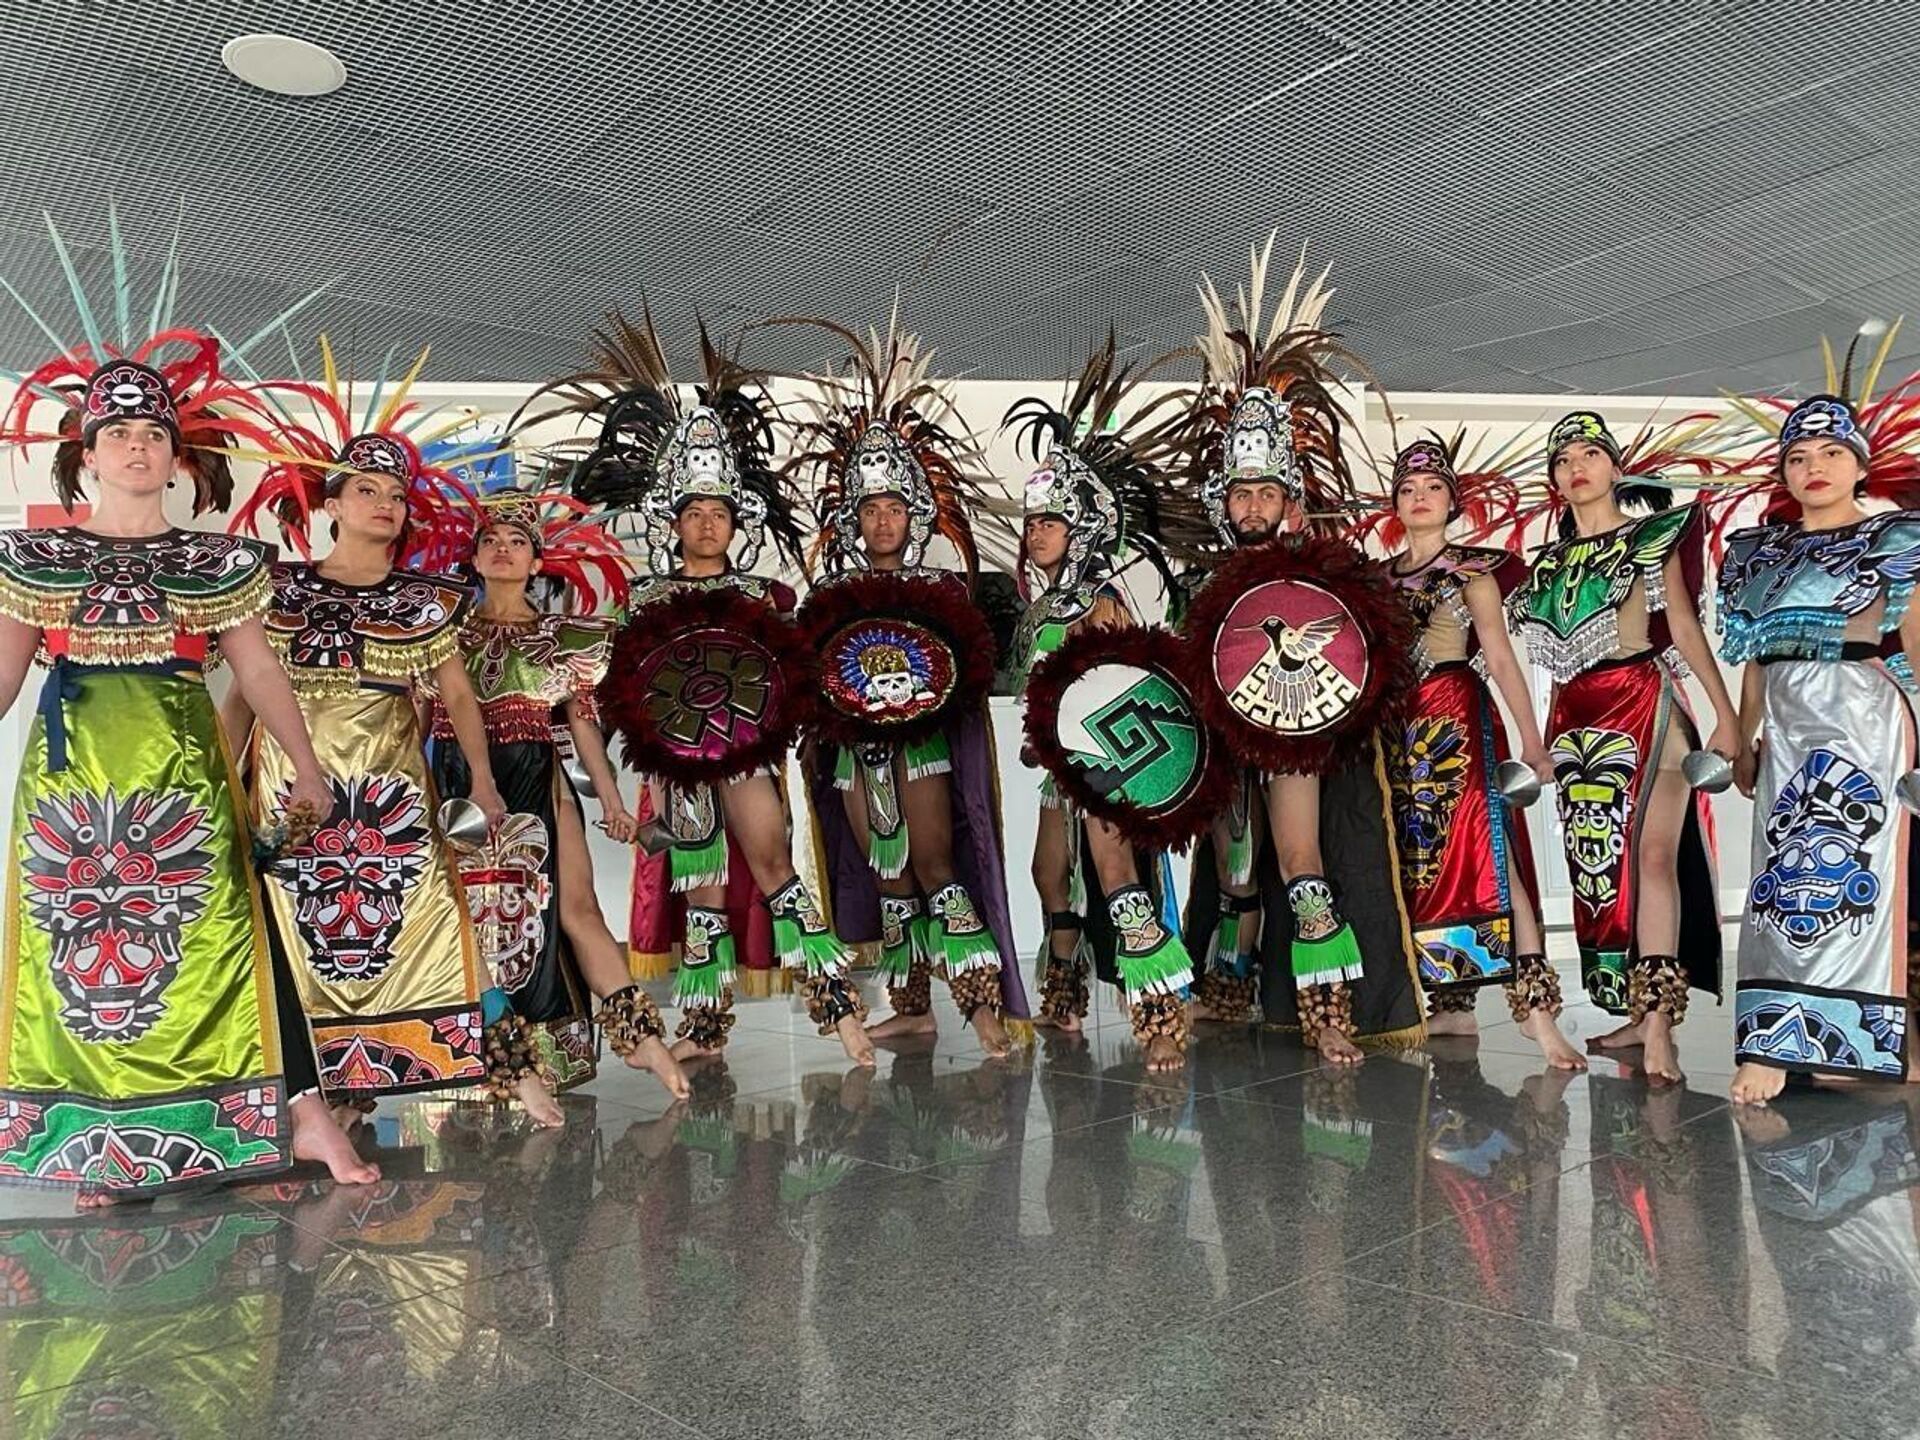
left=1182, top=532, right=1416, bottom=775
left=1023, top=624, right=1228, bottom=852
left=600, top=586, right=816, bottom=785
left=796, top=571, right=997, bottom=747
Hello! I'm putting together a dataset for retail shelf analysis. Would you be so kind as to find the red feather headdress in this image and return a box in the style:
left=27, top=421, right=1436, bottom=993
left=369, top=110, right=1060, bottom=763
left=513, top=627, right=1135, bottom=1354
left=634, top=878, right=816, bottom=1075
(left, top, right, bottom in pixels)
left=226, top=336, right=480, bottom=572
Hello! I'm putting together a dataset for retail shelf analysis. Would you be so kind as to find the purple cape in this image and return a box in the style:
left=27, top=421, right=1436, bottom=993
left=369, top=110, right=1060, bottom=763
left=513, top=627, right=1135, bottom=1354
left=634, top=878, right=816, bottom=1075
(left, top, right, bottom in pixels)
left=808, top=706, right=1031, bottom=1019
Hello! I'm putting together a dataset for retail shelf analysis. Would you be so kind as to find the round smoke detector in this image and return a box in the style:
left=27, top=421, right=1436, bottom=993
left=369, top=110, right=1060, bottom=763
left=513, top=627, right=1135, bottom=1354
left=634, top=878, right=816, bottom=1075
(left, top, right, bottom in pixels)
left=220, top=33, right=347, bottom=97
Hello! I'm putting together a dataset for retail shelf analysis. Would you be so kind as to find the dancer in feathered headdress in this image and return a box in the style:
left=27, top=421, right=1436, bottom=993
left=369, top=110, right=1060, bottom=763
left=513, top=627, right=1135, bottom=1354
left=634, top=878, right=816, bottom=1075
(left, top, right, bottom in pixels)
left=520, top=308, right=873, bottom=1068
left=424, top=469, right=688, bottom=1102
left=1368, top=431, right=1583, bottom=1069
left=0, top=209, right=379, bottom=1200
left=779, top=312, right=1031, bottom=1049
left=1505, top=407, right=1742, bottom=1083
left=1172, top=236, right=1423, bottom=1064
left=1709, top=322, right=1920, bottom=1103
left=221, top=337, right=566, bottom=1124
left=1003, top=331, right=1206, bottom=1069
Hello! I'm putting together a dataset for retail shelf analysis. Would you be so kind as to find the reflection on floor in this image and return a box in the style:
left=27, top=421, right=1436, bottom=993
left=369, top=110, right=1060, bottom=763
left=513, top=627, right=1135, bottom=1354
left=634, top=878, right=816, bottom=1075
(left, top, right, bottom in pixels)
left=3, top=961, right=1917, bottom=1439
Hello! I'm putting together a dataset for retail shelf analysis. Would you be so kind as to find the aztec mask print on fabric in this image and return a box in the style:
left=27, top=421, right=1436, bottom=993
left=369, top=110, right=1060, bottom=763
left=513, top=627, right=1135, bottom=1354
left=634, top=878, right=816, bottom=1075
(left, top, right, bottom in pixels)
left=1751, top=747, right=1884, bottom=949
left=1389, top=715, right=1470, bottom=891
left=22, top=787, right=215, bottom=1043
left=1551, top=728, right=1638, bottom=907
left=275, top=774, right=430, bottom=983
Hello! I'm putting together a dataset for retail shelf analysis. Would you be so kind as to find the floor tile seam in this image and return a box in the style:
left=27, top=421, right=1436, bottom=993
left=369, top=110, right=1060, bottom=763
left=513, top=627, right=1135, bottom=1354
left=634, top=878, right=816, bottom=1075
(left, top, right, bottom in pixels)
left=1326, top=1273, right=1827, bottom=1392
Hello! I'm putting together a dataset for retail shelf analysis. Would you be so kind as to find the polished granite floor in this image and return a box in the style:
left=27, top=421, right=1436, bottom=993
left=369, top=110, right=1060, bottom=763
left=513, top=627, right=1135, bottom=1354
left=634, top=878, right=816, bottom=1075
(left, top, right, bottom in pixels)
left=4, top=952, right=1917, bottom=1440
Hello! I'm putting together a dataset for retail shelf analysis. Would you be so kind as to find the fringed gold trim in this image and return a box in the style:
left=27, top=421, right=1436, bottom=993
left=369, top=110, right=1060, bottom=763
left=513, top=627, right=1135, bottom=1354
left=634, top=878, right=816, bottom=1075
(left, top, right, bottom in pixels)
left=735, top=966, right=792, bottom=998
left=0, top=570, right=80, bottom=631
left=1004, top=1018, right=1036, bottom=1048
left=169, top=565, right=274, bottom=635
left=1357, top=1021, right=1429, bottom=1051
left=627, top=947, right=674, bottom=982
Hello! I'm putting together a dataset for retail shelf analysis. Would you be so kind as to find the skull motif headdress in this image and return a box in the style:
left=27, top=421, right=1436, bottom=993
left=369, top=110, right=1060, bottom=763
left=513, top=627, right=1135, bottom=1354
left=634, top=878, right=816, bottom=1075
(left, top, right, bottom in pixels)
left=509, top=308, right=800, bottom=575
left=1003, top=332, right=1207, bottom=602
left=1173, top=234, right=1367, bottom=545
left=778, top=308, right=1004, bottom=577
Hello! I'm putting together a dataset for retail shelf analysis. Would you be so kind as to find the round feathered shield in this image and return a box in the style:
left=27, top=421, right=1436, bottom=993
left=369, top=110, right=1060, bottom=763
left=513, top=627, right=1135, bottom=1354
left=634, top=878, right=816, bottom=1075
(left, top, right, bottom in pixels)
left=601, top=585, right=815, bottom=785
left=796, top=571, right=997, bottom=746
left=1183, top=532, right=1416, bottom=775
left=1023, top=625, right=1226, bottom=851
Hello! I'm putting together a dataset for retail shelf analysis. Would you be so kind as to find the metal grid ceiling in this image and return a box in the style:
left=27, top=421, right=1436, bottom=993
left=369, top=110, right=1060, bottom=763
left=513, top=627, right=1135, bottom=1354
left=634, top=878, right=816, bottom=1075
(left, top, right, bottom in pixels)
left=1, top=0, right=1917, bottom=395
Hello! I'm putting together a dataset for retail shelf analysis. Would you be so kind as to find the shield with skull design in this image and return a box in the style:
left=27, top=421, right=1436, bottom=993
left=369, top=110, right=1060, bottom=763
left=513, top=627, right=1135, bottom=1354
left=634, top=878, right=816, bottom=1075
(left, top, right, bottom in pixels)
left=797, top=570, right=997, bottom=747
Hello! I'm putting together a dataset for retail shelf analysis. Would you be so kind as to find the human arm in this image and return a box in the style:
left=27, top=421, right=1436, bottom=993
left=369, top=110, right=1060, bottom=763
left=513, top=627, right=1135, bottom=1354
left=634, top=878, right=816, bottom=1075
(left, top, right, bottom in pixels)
left=1463, top=573, right=1550, bottom=781
left=1732, top=661, right=1764, bottom=798
left=565, top=697, right=634, bottom=841
left=430, top=655, right=507, bottom=828
left=217, top=618, right=332, bottom=818
left=1661, top=553, right=1740, bottom=758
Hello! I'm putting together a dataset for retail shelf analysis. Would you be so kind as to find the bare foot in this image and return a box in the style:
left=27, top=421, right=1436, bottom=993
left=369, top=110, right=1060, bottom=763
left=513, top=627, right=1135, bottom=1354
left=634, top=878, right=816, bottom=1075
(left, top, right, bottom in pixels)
left=1425, top=1009, right=1479, bottom=1038
left=291, top=1094, right=382, bottom=1185
left=1033, top=1011, right=1082, bottom=1033
left=1144, top=1034, right=1186, bottom=1072
left=1639, top=1015, right=1683, bottom=1086
left=866, top=1010, right=938, bottom=1041
left=670, top=1036, right=727, bottom=1062
left=836, top=1013, right=877, bottom=1069
left=1316, top=1028, right=1365, bottom=1067
left=970, top=1008, right=1012, bottom=1058
left=1187, top=998, right=1220, bottom=1023
left=626, top=1034, right=691, bottom=1100
left=515, top=1075, right=566, bottom=1129
left=1590, top=1018, right=1647, bottom=1051
left=1520, top=1009, right=1588, bottom=1071
left=1728, top=1061, right=1787, bottom=1106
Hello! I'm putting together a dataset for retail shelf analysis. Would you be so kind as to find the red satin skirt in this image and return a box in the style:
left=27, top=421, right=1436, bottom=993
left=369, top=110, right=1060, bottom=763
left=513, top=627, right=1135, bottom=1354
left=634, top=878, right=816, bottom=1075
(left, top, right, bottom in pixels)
left=1546, top=653, right=1720, bottom=1013
left=1389, top=663, right=1541, bottom=993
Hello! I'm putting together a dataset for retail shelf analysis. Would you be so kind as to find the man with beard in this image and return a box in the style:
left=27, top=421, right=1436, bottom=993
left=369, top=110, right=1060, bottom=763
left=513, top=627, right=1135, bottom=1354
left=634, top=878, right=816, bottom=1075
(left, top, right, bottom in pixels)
left=1178, top=238, right=1424, bottom=1062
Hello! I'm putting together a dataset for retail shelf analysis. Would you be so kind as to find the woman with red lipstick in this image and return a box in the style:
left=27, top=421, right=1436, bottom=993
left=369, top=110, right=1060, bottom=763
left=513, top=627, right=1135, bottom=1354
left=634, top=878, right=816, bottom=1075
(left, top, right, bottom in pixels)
left=1718, top=380, right=1920, bottom=1105
left=431, top=489, right=689, bottom=1104
left=1378, top=436, right=1585, bottom=1070
left=1509, top=412, right=1738, bottom=1084
left=226, top=346, right=565, bottom=1127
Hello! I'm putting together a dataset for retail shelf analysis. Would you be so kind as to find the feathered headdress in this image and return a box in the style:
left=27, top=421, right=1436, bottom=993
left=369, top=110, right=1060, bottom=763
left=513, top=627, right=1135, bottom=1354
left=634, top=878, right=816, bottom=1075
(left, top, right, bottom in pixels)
left=463, top=478, right=633, bottom=614
left=1003, top=331, right=1207, bottom=601
left=0, top=206, right=316, bottom=515
left=775, top=307, right=1006, bottom=577
left=1511, top=407, right=1732, bottom=543
left=1172, top=234, right=1371, bottom=543
left=1708, top=320, right=1920, bottom=532
left=225, top=336, right=481, bottom=572
left=1351, top=427, right=1530, bottom=554
left=508, top=306, right=800, bottom=574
